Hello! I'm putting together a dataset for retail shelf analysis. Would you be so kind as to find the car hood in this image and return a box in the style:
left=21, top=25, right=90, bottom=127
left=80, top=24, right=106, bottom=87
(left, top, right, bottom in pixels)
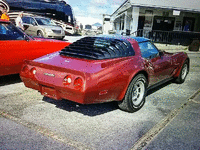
left=39, top=25, right=62, bottom=30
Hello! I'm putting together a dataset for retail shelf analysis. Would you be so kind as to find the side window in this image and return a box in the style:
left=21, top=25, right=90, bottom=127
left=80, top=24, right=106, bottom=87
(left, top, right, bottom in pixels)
left=30, top=18, right=37, bottom=25
left=138, top=41, right=159, bottom=59
left=0, top=24, right=7, bottom=34
left=22, top=17, right=30, bottom=24
left=0, top=23, right=24, bottom=40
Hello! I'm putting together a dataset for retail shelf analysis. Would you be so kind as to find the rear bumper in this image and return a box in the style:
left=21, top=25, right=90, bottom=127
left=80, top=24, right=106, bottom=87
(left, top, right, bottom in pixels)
left=21, top=76, right=86, bottom=104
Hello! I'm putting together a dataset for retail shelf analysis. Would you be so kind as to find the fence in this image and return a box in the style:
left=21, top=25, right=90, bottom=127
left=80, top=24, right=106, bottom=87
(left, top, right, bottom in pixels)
left=132, top=29, right=200, bottom=46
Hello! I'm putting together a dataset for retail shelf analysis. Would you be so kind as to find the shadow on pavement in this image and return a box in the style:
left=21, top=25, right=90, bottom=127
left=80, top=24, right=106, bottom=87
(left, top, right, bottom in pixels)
left=42, top=80, right=174, bottom=116
left=147, top=80, right=173, bottom=96
left=43, top=96, right=118, bottom=116
left=0, top=74, right=22, bottom=86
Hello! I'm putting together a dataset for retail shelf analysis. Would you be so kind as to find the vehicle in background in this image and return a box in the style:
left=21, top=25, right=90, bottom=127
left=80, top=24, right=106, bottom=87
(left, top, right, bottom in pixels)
left=20, top=35, right=189, bottom=113
left=22, top=16, right=65, bottom=40
left=0, top=19, right=70, bottom=76
left=5, top=0, right=75, bottom=34
left=82, top=24, right=102, bottom=36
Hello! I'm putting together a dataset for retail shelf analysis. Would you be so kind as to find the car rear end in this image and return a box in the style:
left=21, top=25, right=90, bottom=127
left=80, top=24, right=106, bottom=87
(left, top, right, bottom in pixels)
left=20, top=54, right=100, bottom=104
left=20, top=36, right=137, bottom=104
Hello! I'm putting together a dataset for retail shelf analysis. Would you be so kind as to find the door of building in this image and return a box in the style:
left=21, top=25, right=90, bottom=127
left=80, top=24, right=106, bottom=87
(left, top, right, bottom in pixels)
left=182, top=17, right=195, bottom=31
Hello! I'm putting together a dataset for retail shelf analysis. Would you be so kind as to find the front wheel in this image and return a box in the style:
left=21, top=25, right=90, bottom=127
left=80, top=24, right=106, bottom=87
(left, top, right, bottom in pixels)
left=118, top=74, right=147, bottom=113
left=37, top=31, right=44, bottom=37
left=175, top=60, right=189, bottom=84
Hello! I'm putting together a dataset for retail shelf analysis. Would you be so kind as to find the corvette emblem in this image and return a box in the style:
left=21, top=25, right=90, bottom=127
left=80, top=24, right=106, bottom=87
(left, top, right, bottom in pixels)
left=44, top=73, right=55, bottom=77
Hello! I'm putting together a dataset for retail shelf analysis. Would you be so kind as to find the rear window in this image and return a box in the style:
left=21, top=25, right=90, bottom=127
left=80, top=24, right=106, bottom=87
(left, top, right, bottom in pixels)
left=60, top=37, right=135, bottom=60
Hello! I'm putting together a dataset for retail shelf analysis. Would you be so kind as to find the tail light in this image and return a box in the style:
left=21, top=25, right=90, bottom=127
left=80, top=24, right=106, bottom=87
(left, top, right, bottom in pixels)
left=21, top=66, right=29, bottom=74
left=21, top=65, right=29, bottom=77
left=21, top=66, right=37, bottom=80
left=74, top=77, right=83, bottom=91
left=30, top=67, right=37, bottom=80
left=63, top=75, right=72, bottom=86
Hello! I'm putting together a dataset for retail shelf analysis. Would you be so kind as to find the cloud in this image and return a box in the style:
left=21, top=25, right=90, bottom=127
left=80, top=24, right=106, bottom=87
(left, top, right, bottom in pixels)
left=76, top=16, right=102, bottom=26
left=70, top=0, right=123, bottom=26
left=88, top=5, right=108, bottom=17
left=91, top=0, right=108, bottom=5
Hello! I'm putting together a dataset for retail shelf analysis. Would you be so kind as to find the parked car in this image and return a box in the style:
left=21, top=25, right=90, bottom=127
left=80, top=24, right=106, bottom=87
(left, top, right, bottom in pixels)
left=20, top=35, right=189, bottom=112
left=22, top=16, right=65, bottom=40
left=0, top=19, right=70, bottom=76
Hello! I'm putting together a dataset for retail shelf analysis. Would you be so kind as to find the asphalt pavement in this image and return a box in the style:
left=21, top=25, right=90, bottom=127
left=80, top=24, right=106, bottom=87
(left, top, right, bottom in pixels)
left=1, top=37, right=200, bottom=150
left=0, top=117, right=76, bottom=150
left=144, top=91, right=200, bottom=150
left=1, top=90, right=199, bottom=150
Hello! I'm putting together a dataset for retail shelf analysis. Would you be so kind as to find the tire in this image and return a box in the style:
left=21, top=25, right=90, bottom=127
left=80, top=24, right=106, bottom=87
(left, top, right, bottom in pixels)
left=175, top=60, right=189, bottom=84
left=37, top=31, right=44, bottom=37
left=118, top=74, right=147, bottom=113
left=58, top=36, right=65, bottom=40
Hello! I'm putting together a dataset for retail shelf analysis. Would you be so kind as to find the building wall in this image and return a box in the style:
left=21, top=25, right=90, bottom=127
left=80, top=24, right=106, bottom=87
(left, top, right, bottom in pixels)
left=129, top=0, right=200, bottom=12
left=111, top=0, right=200, bottom=34
left=130, top=7, right=139, bottom=33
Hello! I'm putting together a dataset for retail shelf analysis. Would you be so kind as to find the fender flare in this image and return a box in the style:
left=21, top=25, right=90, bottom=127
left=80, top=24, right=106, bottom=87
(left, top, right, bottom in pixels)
left=117, top=70, right=149, bottom=101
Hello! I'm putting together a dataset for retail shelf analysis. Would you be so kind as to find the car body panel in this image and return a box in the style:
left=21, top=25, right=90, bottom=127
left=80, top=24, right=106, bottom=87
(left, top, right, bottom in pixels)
left=20, top=35, right=189, bottom=104
left=0, top=19, right=70, bottom=76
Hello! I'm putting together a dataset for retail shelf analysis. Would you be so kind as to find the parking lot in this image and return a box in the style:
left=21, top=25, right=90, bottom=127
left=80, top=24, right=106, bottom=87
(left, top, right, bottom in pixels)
left=1, top=42, right=200, bottom=149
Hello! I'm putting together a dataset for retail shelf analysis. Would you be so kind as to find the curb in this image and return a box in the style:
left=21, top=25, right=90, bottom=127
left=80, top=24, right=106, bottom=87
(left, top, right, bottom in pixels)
left=131, top=88, right=200, bottom=150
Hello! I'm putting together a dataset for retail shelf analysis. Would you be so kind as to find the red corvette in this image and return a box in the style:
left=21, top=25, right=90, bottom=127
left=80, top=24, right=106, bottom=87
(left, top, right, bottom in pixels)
left=0, top=19, right=70, bottom=76
left=20, top=35, right=189, bottom=112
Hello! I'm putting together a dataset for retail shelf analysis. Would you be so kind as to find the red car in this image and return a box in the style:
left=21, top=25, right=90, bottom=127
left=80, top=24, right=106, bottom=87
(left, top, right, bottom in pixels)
left=20, top=35, right=189, bottom=112
left=0, top=19, right=70, bottom=76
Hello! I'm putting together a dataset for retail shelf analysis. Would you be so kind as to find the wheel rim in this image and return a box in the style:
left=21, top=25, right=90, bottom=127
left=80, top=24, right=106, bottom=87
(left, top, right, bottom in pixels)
left=38, top=32, right=43, bottom=37
left=131, top=80, right=145, bottom=106
left=181, top=64, right=188, bottom=80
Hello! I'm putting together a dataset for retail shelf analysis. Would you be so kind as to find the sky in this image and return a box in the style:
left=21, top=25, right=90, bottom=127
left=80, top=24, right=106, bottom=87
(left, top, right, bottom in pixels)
left=64, top=0, right=123, bottom=26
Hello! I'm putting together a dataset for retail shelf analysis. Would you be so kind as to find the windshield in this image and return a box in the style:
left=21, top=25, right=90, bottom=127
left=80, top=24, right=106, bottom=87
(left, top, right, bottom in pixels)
left=35, top=18, right=56, bottom=26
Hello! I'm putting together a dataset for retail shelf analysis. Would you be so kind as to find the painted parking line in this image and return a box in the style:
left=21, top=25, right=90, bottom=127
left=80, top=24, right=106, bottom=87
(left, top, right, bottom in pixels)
left=0, top=110, right=94, bottom=150
left=131, top=88, right=200, bottom=150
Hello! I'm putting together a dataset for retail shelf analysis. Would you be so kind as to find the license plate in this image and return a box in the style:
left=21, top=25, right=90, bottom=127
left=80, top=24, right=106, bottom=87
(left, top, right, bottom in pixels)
left=41, top=86, right=60, bottom=100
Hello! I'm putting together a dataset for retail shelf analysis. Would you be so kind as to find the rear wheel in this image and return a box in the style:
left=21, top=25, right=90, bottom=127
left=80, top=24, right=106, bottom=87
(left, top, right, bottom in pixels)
left=118, top=74, right=147, bottom=112
left=175, top=60, right=189, bottom=84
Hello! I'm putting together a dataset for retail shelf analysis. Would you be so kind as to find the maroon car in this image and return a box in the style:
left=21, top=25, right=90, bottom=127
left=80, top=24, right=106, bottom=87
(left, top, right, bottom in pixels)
left=20, top=35, right=189, bottom=112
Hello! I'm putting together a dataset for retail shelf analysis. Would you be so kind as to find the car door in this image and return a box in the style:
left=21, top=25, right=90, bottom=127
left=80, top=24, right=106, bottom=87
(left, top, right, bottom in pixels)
left=139, top=41, right=173, bottom=85
left=22, top=17, right=38, bottom=36
left=28, top=17, right=38, bottom=36
left=0, top=21, right=41, bottom=75
left=22, top=17, right=32, bottom=35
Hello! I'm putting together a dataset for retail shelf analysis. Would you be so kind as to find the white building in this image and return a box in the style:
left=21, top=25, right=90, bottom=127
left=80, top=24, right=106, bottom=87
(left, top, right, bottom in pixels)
left=102, top=14, right=112, bottom=34
left=111, top=0, right=200, bottom=35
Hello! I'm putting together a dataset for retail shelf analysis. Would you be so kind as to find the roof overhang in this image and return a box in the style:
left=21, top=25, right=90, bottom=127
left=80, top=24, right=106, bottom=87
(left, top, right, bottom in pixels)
left=112, top=0, right=200, bottom=17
